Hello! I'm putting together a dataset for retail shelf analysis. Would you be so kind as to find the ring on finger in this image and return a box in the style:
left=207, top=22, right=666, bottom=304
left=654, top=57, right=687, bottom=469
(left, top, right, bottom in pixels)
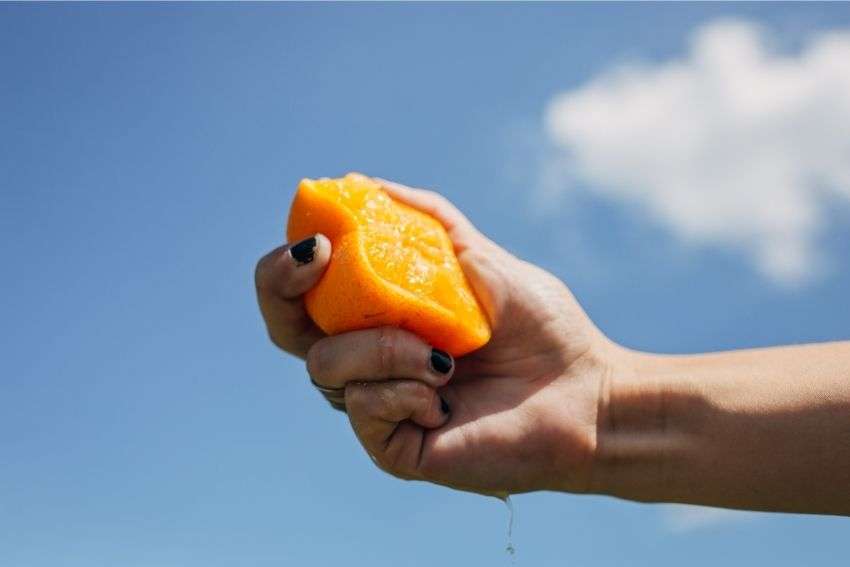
left=310, top=378, right=347, bottom=411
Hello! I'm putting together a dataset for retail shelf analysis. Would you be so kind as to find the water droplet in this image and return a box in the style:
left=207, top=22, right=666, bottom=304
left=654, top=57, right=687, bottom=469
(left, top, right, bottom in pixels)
left=498, top=494, right=516, bottom=564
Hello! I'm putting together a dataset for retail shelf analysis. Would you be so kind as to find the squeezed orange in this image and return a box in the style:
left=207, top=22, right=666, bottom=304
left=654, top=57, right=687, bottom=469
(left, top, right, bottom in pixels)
left=286, top=173, right=491, bottom=356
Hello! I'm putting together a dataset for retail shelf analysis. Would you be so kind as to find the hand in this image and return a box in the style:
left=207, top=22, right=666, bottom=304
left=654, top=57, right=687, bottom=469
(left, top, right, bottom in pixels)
left=258, top=180, right=850, bottom=514
left=255, top=179, right=620, bottom=495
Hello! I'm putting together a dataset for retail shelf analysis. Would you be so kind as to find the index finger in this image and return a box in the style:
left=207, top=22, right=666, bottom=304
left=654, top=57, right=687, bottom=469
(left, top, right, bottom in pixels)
left=255, top=234, right=331, bottom=358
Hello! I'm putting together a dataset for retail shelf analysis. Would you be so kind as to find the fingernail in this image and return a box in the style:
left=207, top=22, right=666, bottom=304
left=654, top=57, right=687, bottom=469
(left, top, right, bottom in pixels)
left=289, top=236, right=317, bottom=265
left=430, top=348, right=453, bottom=375
left=440, top=396, right=451, bottom=415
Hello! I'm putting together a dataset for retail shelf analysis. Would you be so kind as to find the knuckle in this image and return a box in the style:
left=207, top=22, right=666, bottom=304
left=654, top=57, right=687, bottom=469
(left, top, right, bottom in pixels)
left=254, top=248, right=282, bottom=291
left=348, top=383, right=392, bottom=418
left=388, top=456, right=415, bottom=481
left=373, top=446, right=412, bottom=480
left=373, top=452, right=397, bottom=475
left=254, top=257, right=272, bottom=292
left=458, top=242, right=486, bottom=264
left=267, top=329, right=287, bottom=351
left=431, top=192, right=454, bottom=210
left=255, top=246, right=296, bottom=296
left=346, top=385, right=384, bottom=424
left=344, top=384, right=364, bottom=411
left=375, top=384, right=403, bottom=420
left=377, top=383, right=396, bottom=406
left=403, top=380, right=431, bottom=402
left=420, top=188, right=441, bottom=200
left=426, top=191, right=459, bottom=215
left=305, top=340, right=329, bottom=380
left=376, top=327, right=399, bottom=377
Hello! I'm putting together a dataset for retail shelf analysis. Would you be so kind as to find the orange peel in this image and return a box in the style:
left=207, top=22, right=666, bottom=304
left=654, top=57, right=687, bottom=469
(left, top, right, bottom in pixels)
left=286, top=173, right=491, bottom=356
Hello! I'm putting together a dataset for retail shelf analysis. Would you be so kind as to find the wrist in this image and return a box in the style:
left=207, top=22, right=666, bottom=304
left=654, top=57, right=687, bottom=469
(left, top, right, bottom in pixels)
left=588, top=346, right=699, bottom=502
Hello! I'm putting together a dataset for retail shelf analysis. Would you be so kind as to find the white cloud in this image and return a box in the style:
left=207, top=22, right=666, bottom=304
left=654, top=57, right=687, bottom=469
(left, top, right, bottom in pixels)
left=543, top=20, right=850, bottom=285
left=661, top=504, right=762, bottom=533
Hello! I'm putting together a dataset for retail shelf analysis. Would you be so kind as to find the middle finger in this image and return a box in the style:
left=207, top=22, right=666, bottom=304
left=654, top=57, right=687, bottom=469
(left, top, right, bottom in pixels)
left=306, top=326, right=455, bottom=389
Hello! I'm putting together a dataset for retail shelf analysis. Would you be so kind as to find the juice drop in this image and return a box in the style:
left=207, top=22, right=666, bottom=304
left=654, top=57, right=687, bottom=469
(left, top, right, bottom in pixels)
left=502, top=494, right=516, bottom=563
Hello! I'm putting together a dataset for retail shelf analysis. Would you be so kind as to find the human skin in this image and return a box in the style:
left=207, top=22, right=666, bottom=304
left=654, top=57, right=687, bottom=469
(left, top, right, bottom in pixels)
left=255, top=179, right=850, bottom=515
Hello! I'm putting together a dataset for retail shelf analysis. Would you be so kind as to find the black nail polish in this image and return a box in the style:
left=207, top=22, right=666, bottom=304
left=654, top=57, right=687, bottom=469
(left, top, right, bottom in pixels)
left=440, top=396, right=451, bottom=415
left=430, top=348, right=453, bottom=375
left=289, top=236, right=317, bottom=265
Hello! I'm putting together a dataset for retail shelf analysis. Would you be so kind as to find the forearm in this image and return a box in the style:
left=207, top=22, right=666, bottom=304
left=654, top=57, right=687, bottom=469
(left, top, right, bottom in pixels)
left=593, top=341, right=850, bottom=515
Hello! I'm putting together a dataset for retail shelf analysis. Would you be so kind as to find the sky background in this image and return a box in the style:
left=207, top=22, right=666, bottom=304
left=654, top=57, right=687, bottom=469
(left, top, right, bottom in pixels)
left=2, top=3, right=850, bottom=566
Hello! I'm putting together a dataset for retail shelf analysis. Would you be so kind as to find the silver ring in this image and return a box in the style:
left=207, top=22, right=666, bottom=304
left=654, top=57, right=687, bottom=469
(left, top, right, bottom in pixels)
left=310, top=378, right=345, bottom=397
left=311, top=378, right=347, bottom=411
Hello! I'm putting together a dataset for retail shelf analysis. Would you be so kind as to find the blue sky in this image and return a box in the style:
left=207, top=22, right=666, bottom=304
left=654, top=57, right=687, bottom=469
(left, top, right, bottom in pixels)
left=2, top=3, right=850, bottom=566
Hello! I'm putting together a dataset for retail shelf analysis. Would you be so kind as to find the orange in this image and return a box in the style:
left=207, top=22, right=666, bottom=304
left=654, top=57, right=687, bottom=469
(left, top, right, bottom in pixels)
left=286, top=173, right=491, bottom=356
